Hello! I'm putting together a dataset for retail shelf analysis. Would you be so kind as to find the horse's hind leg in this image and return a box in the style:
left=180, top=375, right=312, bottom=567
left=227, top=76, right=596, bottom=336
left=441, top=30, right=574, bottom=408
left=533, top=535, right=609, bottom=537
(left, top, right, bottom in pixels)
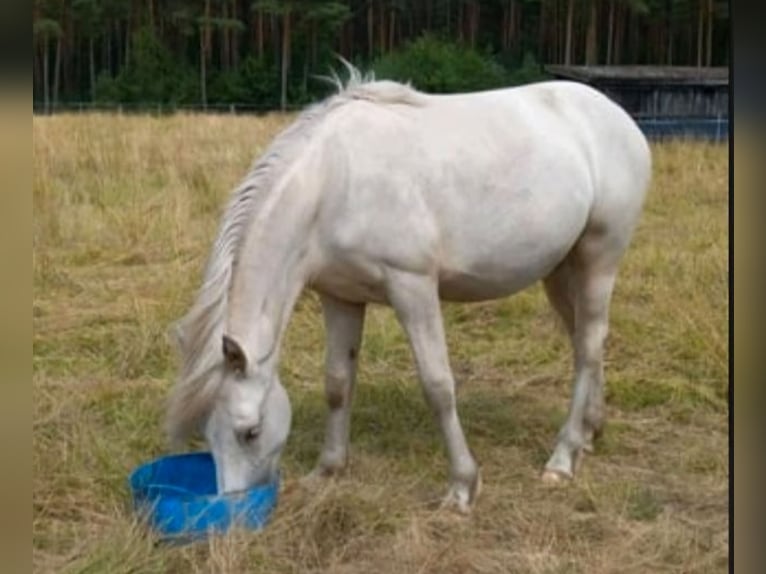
left=312, top=294, right=366, bottom=478
left=542, top=232, right=621, bottom=483
left=543, top=260, right=575, bottom=338
left=543, top=261, right=602, bottom=454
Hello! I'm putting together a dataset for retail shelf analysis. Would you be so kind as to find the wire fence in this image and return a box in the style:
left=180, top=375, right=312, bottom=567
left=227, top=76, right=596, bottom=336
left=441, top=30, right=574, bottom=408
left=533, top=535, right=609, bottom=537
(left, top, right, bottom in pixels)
left=32, top=101, right=304, bottom=116
left=634, top=114, right=729, bottom=142
left=33, top=102, right=729, bottom=142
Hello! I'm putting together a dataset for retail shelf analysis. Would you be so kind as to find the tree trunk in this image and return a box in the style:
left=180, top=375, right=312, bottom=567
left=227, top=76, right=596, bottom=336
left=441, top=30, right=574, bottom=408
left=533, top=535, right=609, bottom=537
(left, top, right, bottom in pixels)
left=367, top=1, right=373, bottom=57
left=33, top=3, right=40, bottom=105
left=53, top=35, right=62, bottom=108
left=222, top=2, right=229, bottom=71
left=537, top=0, right=546, bottom=62
left=606, top=0, right=614, bottom=64
left=565, top=0, right=574, bottom=65
left=407, top=5, right=413, bottom=41
left=667, top=27, right=673, bottom=65
left=200, top=31, right=207, bottom=107
left=204, top=0, right=211, bottom=66
left=113, top=21, right=119, bottom=75
left=33, top=42, right=39, bottom=104
left=43, top=36, right=50, bottom=113
left=124, top=23, right=129, bottom=69
left=426, top=0, right=432, bottom=31
left=469, top=2, right=479, bottom=49
left=586, top=0, right=598, bottom=65
left=232, top=0, right=239, bottom=68
left=281, top=9, right=291, bottom=111
left=311, top=21, right=318, bottom=69
left=502, top=2, right=508, bottom=50
left=89, top=37, right=95, bottom=101
left=389, top=9, right=396, bottom=51
left=345, top=0, right=354, bottom=59
left=271, top=14, right=279, bottom=70
left=54, top=2, right=76, bottom=101
left=706, top=0, right=714, bottom=66
left=62, top=4, right=73, bottom=100
left=696, top=0, right=704, bottom=67
left=629, top=11, right=639, bottom=63
left=614, top=1, right=623, bottom=64
left=553, top=0, right=560, bottom=63
left=379, top=1, right=386, bottom=54
left=468, top=2, right=474, bottom=48
left=257, top=10, right=264, bottom=58
left=665, top=0, right=673, bottom=65
left=303, top=38, right=309, bottom=96
left=508, top=0, right=518, bottom=50
left=200, top=0, right=211, bottom=106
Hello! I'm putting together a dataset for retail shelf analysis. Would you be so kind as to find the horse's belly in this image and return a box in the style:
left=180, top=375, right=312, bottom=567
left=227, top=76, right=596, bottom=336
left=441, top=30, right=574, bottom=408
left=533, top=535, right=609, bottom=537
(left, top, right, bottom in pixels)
left=313, top=221, right=581, bottom=305
left=432, top=188, right=589, bottom=302
left=436, top=238, right=575, bottom=302
left=438, top=273, right=526, bottom=302
left=312, top=252, right=568, bottom=305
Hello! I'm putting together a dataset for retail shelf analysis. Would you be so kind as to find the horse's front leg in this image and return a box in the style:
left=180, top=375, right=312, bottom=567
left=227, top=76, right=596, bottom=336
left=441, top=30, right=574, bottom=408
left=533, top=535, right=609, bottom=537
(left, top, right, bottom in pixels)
left=386, top=271, right=481, bottom=514
left=312, top=293, right=366, bottom=477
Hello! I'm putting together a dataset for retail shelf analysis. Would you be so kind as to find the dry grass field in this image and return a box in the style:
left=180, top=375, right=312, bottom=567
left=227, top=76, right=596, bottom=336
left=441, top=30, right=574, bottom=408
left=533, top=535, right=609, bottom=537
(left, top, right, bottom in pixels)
left=33, top=113, right=728, bottom=574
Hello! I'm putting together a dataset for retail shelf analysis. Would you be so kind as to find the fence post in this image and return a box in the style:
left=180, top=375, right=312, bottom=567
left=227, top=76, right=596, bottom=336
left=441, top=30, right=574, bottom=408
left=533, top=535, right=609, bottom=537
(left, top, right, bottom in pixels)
left=716, top=113, right=721, bottom=142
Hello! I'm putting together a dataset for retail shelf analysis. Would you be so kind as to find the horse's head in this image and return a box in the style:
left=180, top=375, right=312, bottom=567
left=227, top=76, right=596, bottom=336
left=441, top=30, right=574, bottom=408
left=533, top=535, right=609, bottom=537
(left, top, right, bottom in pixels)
left=204, top=335, right=291, bottom=494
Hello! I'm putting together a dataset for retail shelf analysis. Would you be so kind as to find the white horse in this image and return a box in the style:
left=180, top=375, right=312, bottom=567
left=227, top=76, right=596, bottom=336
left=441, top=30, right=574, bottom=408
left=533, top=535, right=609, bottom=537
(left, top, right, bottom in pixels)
left=167, top=67, right=651, bottom=513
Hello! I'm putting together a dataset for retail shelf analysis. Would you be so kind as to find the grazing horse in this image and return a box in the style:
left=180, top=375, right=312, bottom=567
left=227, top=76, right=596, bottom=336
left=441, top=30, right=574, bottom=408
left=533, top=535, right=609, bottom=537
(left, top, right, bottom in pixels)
left=167, top=67, right=651, bottom=513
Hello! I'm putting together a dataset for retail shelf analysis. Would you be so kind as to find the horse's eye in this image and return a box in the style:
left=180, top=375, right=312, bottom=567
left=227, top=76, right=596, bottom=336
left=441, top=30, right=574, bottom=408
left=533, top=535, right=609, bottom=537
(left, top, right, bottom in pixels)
left=240, top=426, right=260, bottom=444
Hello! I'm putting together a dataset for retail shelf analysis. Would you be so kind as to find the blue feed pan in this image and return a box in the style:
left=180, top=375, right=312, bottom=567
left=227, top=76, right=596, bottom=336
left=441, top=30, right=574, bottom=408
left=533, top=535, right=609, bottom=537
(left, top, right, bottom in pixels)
left=129, top=452, right=278, bottom=543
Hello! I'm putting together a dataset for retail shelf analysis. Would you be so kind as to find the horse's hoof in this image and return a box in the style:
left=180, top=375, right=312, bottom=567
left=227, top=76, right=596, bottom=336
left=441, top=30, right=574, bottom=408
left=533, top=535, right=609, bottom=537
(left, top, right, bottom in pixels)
left=440, top=469, right=481, bottom=515
left=299, top=467, right=335, bottom=491
left=298, top=472, right=321, bottom=491
left=440, top=490, right=472, bottom=515
left=541, top=468, right=572, bottom=485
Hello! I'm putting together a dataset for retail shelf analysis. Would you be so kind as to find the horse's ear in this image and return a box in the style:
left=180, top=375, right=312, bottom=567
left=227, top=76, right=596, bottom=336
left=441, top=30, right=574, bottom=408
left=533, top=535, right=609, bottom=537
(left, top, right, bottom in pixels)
left=222, top=335, right=248, bottom=373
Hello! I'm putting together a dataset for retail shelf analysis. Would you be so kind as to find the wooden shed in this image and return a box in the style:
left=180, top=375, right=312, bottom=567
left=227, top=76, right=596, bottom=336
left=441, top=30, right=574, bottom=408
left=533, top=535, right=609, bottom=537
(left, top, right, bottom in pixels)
left=544, top=65, right=729, bottom=140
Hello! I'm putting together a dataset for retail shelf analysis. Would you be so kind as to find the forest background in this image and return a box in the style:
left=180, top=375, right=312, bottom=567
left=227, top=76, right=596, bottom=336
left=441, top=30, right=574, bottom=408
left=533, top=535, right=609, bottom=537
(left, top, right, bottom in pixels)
left=33, top=0, right=730, bottom=112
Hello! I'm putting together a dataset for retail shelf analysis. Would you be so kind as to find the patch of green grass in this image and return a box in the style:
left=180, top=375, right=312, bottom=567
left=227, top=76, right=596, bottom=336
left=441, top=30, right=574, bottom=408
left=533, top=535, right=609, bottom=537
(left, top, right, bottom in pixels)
left=607, top=377, right=677, bottom=410
left=33, top=321, right=175, bottom=380
left=352, top=380, right=442, bottom=460
left=626, top=486, right=664, bottom=522
left=591, top=420, right=633, bottom=456
left=606, top=374, right=726, bottom=415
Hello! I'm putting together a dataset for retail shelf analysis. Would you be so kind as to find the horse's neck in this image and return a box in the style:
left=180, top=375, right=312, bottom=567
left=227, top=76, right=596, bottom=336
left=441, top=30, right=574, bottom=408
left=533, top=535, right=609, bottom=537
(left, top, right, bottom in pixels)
left=225, top=175, right=318, bottom=366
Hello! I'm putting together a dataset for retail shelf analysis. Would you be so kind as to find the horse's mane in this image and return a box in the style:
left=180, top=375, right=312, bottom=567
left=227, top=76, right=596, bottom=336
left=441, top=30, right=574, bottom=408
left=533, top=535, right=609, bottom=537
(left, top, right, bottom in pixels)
left=166, top=63, right=425, bottom=442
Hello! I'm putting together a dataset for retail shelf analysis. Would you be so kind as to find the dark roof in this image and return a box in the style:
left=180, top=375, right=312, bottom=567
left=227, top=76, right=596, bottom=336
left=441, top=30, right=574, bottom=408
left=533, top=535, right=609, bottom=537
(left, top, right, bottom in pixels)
left=544, top=65, right=729, bottom=86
